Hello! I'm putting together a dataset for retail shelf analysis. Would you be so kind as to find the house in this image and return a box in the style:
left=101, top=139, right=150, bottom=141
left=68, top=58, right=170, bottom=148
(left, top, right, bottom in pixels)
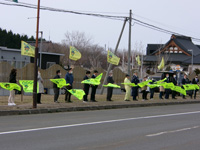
left=144, top=34, right=200, bottom=73
left=0, top=45, right=64, bottom=69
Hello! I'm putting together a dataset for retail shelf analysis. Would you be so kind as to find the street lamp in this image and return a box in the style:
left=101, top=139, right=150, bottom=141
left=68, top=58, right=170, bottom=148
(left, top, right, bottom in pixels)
left=39, top=31, right=43, bottom=69
left=188, top=49, right=193, bottom=72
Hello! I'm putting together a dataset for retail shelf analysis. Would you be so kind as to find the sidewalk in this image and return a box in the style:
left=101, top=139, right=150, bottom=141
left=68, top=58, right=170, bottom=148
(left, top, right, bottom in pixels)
left=0, top=94, right=200, bottom=116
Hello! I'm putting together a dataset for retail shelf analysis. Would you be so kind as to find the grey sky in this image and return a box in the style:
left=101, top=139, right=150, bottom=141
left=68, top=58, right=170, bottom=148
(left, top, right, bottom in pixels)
left=0, top=0, right=200, bottom=52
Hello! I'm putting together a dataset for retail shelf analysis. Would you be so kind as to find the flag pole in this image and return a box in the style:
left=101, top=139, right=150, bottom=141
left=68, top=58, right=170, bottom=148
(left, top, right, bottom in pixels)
left=100, top=17, right=127, bottom=94
left=33, top=0, right=41, bottom=108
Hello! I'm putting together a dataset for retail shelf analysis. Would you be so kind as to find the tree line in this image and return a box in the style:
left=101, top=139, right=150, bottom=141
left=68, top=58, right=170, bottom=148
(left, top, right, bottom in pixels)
left=0, top=28, right=144, bottom=71
left=0, top=28, right=44, bottom=49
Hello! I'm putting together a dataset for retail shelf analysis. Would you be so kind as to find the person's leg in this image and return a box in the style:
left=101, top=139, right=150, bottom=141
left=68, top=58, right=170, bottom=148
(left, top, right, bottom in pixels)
left=8, top=90, right=12, bottom=104
left=54, top=88, right=59, bottom=102
left=37, top=93, right=41, bottom=103
left=194, top=90, right=197, bottom=99
left=142, top=90, right=145, bottom=100
left=106, top=87, right=110, bottom=100
left=10, top=90, right=15, bottom=104
left=90, top=86, right=95, bottom=101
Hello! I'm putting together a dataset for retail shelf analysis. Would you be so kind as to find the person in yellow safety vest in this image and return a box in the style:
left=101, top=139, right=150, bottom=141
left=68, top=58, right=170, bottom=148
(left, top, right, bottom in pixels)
left=124, top=74, right=131, bottom=101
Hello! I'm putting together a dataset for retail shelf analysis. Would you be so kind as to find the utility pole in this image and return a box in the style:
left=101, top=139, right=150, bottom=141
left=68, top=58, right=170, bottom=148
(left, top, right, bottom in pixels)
left=100, top=18, right=128, bottom=94
left=128, top=9, right=132, bottom=75
left=33, top=0, right=41, bottom=108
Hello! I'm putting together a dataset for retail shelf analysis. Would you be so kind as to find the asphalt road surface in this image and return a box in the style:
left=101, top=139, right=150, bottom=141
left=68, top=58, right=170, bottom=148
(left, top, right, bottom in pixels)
left=1, top=104, right=200, bottom=150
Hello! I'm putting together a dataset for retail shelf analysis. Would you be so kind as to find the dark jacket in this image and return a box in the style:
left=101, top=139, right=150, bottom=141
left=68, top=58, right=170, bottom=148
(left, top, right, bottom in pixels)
left=107, top=76, right=114, bottom=84
left=182, top=78, right=190, bottom=85
left=91, top=74, right=98, bottom=87
left=9, top=72, right=17, bottom=83
left=131, top=75, right=139, bottom=85
left=65, top=72, right=74, bottom=86
left=53, top=74, right=60, bottom=88
left=83, top=75, right=90, bottom=90
left=192, top=78, right=199, bottom=84
left=172, top=77, right=177, bottom=85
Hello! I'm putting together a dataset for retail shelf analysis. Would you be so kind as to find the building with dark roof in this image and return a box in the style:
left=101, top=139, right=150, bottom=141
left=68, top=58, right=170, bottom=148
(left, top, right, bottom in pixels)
left=144, top=34, right=200, bottom=72
left=0, top=46, right=64, bottom=69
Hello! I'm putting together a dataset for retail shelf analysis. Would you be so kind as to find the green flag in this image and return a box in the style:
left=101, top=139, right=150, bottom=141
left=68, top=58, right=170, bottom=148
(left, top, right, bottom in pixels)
left=68, top=89, right=85, bottom=100
left=138, top=80, right=152, bottom=88
left=50, top=78, right=69, bottom=88
left=81, top=78, right=100, bottom=85
left=172, top=86, right=186, bottom=96
left=121, top=83, right=137, bottom=87
left=103, top=83, right=120, bottom=88
left=155, top=78, right=167, bottom=84
left=193, top=84, right=200, bottom=90
left=19, top=80, right=39, bottom=93
left=147, top=84, right=159, bottom=89
left=95, top=73, right=103, bottom=82
left=0, top=83, right=21, bottom=91
left=163, top=83, right=174, bottom=89
left=81, top=73, right=103, bottom=86
left=183, top=84, right=196, bottom=91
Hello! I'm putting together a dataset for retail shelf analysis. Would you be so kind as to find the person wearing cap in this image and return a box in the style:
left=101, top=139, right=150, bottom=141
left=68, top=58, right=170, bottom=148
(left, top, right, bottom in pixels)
left=90, top=70, right=98, bottom=102
left=131, top=72, right=140, bottom=101
left=124, top=74, right=131, bottom=101
left=65, top=67, right=74, bottom=103
left=106, top=71, right=114, bottom=101
left=53, top=70, right=61, bottom=103
left=83, top=71, right=91, bottom=102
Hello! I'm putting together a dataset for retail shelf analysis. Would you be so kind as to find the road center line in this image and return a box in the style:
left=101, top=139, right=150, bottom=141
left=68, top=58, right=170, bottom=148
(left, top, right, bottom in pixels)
left=146, top=126, right=200, bottom=137
left=1, top=110, right=200, bottom=135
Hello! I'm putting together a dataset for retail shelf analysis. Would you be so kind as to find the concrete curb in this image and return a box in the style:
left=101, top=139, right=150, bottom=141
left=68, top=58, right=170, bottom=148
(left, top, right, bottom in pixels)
left=0, top=101, right=200, bottom=116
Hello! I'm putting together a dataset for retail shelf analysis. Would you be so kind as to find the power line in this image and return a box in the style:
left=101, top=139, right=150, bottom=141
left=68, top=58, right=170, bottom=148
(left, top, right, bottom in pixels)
left=1, top=0, right=200, bottom=42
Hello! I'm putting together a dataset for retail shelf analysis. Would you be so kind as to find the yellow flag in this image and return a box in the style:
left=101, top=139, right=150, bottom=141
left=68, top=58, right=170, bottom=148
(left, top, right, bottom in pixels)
left=158, top=57, right=165, bottom=70
left=107, top=50, right=120, bottom=65
left=21, top=41, right=35, bottom=57
left=69, top=46, right=81, bottom=61
left=136, top=55, right=141, bottom=66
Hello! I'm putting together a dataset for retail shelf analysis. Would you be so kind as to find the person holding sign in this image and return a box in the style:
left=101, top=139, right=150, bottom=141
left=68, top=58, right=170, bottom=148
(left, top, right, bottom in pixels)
left=192, top=76, right=199, bottom=99
left=90, top=70, right=98, bottom=102
left=8, top=69, right=17, bottom=106
left=37, top=70, right=44, bottom=104
left=83, top=71, right=91, bottom=102
left=124, top=74, right=131, bottom=101
left=65, top=67, right=74, bottom=103
left=106, top=72, right=115, bottom=101
left=53, top=70, right=61, bottom=103
left=131, top=72, right=139, bottom=101
left=181, top=74, right=191, bottom=99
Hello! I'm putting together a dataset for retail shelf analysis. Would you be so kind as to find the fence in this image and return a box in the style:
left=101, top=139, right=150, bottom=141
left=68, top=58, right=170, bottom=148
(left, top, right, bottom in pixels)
left=0, top=62, right=128, bottom=91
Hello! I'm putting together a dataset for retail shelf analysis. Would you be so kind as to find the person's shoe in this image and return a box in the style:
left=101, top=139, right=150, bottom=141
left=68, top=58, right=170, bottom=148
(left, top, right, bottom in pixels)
left=12, top=103, right=16, bottom=106
left=133, top=99, right=138, bottom=101
left=125, top=99, right=130, bottom=101
left=183, top=97, right=186, bottom=99
left=54, top=101, right=59, bottom=103
left=150, top=98, right=154, bottom=100
left=66, top=100, right=72, bottom=103
left=90, top=100, right=97, bottom=102
left=8, top=103, right=12, bottom=106
left=83, top=100, right=88, bottom=103
left=37, top=102, right=42, bottom=104
left=142, top=99, right=145, bottom=101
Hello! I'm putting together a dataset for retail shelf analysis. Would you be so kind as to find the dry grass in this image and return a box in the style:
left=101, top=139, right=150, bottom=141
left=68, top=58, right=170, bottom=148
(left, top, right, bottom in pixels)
left=0, top=93, right=199, bottom=111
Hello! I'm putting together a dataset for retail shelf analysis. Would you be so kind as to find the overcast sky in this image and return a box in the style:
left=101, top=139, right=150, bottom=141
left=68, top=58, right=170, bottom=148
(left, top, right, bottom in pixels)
left=1, top=0, right=200, bottom=52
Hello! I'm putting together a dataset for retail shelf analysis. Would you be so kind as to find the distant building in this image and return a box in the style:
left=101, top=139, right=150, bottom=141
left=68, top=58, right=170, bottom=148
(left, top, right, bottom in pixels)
left=144, top=34, right=200, bottom=72
left=0, top=46, right=64, bottom=69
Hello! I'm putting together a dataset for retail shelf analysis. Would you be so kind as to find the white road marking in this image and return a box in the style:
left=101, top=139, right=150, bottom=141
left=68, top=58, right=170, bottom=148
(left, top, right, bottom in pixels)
left=0, top=111, right=200, bottom=135
left=146, top=126, right=199, bottom=137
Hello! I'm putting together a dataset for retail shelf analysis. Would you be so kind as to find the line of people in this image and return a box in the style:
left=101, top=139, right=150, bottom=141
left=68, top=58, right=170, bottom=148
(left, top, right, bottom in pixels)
left=127, top=72, right=199, bottom=101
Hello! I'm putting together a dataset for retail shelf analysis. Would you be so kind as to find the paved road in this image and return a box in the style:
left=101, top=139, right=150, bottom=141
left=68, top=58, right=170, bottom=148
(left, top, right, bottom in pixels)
left=1, top=104, right=200, bottom=150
